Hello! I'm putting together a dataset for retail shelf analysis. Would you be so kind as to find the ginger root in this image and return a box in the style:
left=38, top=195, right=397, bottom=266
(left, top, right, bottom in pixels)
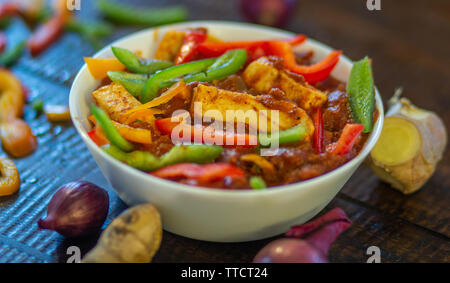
left=82, top=204, right=162, bottom=263
left=368, top=90, right=447, bottom=194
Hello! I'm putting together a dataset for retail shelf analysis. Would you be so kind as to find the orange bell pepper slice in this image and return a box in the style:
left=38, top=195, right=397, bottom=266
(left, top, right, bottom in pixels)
left=125, top=80, right=187, bottom=116
left=123, top=108, right=161, bottom=125
left=84, top=51, right=143, bottom=80
left=0, top=119, right=37, bottom=158
left=0, top=156, right=20, bottom=197
left=240, top=154, right=275, bottom=176
left=89, top=115, right=152, bottom=144
left=84, top=57, right=126, bottom=80
left=111, top=122, right=152, bottom=144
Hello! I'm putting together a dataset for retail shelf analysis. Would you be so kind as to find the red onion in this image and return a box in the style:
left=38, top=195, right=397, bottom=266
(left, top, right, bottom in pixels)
left=253, top=208, right=351, bottom=263
left=240, top=0, right=297, bottom=28
left=38, top=181, right=109, bottom=238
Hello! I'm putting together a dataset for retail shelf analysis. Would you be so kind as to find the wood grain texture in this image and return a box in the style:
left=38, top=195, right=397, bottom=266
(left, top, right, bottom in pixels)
left=0, top=0, right=448, bottom=263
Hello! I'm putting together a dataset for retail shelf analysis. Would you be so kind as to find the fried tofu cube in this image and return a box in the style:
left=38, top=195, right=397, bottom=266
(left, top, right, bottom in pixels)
left=92, top=83, right=141, bottom=124
left=154, top=30, right=185, bottom=61
left=279, top=72, right=328, bottom=110
left=242, top=57, right=279, bottom=93
left=191, top=84, right=314, bottom=137
left=242, top=56, right=328, bottom=110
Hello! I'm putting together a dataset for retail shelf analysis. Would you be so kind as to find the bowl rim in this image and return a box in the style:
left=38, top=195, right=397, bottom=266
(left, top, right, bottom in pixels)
left=69, top=20, right=384, bottom=197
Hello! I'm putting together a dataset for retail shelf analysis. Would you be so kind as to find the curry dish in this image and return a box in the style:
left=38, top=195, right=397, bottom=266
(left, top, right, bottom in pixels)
left=85, top=27, right=377, bottom=190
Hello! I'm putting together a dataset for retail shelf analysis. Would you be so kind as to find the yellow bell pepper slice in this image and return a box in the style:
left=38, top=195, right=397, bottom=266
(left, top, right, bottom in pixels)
left=0, top=156, right=20, bottom=197
left=84, top=57, right=126, bottom=80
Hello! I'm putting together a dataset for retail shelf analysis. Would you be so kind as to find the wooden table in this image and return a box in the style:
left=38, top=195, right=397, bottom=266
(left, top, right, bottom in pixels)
left=0, top=0, right=448, bottom=263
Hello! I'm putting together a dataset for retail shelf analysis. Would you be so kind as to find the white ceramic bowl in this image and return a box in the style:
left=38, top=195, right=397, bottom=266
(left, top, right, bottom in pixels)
left=70, top=21, right=384, bottom=242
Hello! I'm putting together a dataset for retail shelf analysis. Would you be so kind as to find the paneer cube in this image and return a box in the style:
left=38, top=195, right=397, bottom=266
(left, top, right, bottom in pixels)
left=279, top=72, right=328, bottom=110
left=242, top=56, right=328, bottom=110
left=154, top=30, right=185, bottom=61
left=92, top=83, right=141, bottom=124
left=242, top=57, right=279, bottom=93
left=191, top=84, right=314, bottom=137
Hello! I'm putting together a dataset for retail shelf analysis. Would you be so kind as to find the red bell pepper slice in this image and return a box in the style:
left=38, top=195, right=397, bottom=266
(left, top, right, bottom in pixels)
left=195, top=163, right=245, bottom=183
left=27, top=15, right=65, bottom=56
left=155, top=117, right=181, bottom=134
left=88, top=128, right=109, bottom=147
left=0, top=32, right=6, bottom=54
left=151, top=163, right=245, bottom=183
left=197, top=35, right=340, bottom=84
left=175, top=29, right=208, bottom=65
left=151, top=163, right=201, bottom=179
left=313, top=107, right=324, bottom=153
left=328, top=124, right=364, bottom=155
left=155, top=118, right=258, bottom=147
left=267, top=40, right=342, bottom=84
left=196, top=34, right=307, bottom=58
left=0, top=2, right=20, bottom=19
left=289, top=34, right=308, bottom=46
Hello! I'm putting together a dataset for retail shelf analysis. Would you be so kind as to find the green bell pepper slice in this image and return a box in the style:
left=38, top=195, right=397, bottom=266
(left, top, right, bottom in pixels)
left=250, top=176, right=267, bottom=190
left=32, top=99, right=44, bottom=115
left=91, top=104, right=135, bottom=152
left=66, top=19, right=113, bottom=50
left=160, top=144, right=223, bottom=167
left=0, top=40, right=25, bottom=67
left=141, top=50, right=247, bottom=103
left=141, top=58, right=216, bottom=103
left=107, top=71, right=148, bottom=98
left=258, top=122, right=309, bottom=147
left=102, top=144, right=223, bottom=172
left=108, top=71, right=175, bottom=99
left=66, top=19, right=113, bottom=38
left=184, top=49, right=247, bottom=83
left=97, top=0, right=187, bottom=26
left=347, top=57, right=375, bottom=133
left=0, top=18, right=11, bottom=29
left=102, top=144, right=161, bottom=171
left=111, top=46, right=173, bottom=74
